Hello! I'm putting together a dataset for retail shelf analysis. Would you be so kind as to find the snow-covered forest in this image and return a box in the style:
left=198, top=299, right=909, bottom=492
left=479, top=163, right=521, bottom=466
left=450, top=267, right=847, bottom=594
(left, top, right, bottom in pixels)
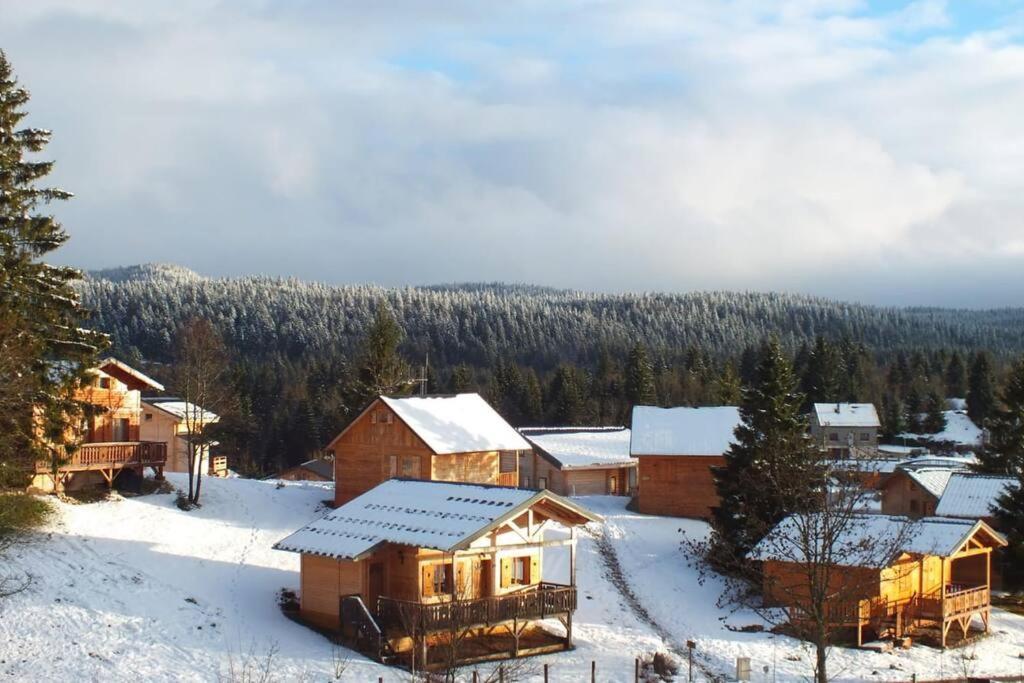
left=80, top=263, right=1024, bottom=368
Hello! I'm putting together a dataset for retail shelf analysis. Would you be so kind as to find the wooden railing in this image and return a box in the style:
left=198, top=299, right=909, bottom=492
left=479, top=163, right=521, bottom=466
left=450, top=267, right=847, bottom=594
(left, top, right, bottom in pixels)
left=377, top=583, right=576, bottom=635
left=340, top=595, right=384, bottom=660
left=36, top=441, right=167, bottom=472
left=942, top=585, right=989, bottom=618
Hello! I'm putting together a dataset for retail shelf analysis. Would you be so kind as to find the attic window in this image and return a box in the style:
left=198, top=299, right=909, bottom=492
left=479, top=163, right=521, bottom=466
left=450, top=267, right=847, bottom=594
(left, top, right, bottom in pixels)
left=144, top=413, right=153, bottom=421
left=99, top=377, right=111, bottom=389
left=371, top=410, right=393, bottom=425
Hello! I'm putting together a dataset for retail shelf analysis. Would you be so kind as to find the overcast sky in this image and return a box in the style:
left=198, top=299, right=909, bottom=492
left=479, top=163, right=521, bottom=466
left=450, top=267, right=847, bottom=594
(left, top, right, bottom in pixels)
left=3, top=1, right=1024, bottom=307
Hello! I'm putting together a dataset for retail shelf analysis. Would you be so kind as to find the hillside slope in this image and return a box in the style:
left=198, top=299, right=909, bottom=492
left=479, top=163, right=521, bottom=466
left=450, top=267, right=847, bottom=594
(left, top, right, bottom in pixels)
left=77, top=264, right=1024, bottom=368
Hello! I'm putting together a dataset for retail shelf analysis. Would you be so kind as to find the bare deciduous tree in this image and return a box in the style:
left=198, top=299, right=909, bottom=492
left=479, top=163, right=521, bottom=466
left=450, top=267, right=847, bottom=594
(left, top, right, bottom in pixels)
left=175, top=318, right=233, bottom=507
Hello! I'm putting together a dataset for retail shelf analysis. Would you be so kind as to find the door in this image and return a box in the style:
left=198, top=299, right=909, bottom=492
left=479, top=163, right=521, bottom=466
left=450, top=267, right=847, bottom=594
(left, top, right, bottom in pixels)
left=112, top=418, right=130, bottom=442
left=608, top=475, right=618, bottom=495
left=368, top=562, right=385, bottom=613
left=476, top=559, right=493, bottom=597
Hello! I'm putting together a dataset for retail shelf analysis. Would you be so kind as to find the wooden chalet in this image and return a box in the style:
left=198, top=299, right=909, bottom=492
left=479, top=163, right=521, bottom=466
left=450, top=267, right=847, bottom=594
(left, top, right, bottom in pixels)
left=519, top=427, right=635, bottom=496
left=630, top=406, right=741, bottom=519
left=141, top=398, right=227, bottom=477
left=880, top=467, right=957, bottom=517
left=32, top=358, right=169, bottom=492
left=328, top=394, right=532, bottom=507
left=751, top=515, right=1007, bottom=649
left=277, top=458, right=334, bottom=482
left=275, top=479, right=600, bottom=670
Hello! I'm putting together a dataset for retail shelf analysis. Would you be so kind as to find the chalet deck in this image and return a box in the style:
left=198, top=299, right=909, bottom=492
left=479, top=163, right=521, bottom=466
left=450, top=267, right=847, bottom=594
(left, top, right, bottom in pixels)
left=754, top=515, right=1007, bottom=650
left=35, top=441, right=167, bottom=491
left=275, top=479, right=600, bottom=670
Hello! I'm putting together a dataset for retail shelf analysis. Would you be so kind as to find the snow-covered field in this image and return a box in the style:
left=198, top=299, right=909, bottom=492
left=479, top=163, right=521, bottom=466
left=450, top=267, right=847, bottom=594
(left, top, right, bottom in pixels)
left=2, top=478, right=1023, bottom=682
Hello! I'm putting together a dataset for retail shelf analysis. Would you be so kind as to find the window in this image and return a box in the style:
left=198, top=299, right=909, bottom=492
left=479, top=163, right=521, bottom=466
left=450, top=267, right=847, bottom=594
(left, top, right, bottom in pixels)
left=144, top=413, right=153, bottom=422
left=422, top=562, right=452, bottom=597
left=538, top=477, right=548, bottom=490
left=371, top=410, right=393, bottom=425
left=388, top=455, right=398, bottom=477
left=511, top=556, right=530, bottom=585
left=98, top=377, right=111, bottom=389
left=859, top=432, right=870, bottom=441
left=112, top=418, right=130, bottom=442
left=401, top=456, right=419, bottom=478
left=828, top=432, right=839, bottom=442
left=499, top=451, right=517, bottom=473
left=909, top=499, right=919, bottom=513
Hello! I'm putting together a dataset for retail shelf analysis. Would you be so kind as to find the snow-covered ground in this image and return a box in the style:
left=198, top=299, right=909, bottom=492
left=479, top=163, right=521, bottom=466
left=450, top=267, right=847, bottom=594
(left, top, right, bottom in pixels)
left=898, top=410, right=983, bottom=448
left=2, top=479, right=1023, bottom=681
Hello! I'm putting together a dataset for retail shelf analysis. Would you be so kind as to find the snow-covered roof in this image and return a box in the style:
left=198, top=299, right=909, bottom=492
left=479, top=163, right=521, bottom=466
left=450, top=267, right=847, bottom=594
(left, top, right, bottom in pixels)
left=813, top=403, right=880, bottom=428
left=378, top=394, right=531, bottom=454
left=934, top=472, right=1016, bottom=519
left=902, top=468, right=956, bottom=499
left=898, top=411, right=983, bottom=447
left=97, top=357, right=165, bottom=391
left=521, top=428, right=635, bottom=469
left=897, top=455, right=975, bottom=471
left=750, top=514, right=1005, bottom=566
left=878, top=444, right=927, bottom=456
left=274, top=479, right=599, bottom=560
left=296, top=459, right=333, bottom=479
left=630, top=406, right=740, bottom=456
left=143, top=398, right=219, bottom=423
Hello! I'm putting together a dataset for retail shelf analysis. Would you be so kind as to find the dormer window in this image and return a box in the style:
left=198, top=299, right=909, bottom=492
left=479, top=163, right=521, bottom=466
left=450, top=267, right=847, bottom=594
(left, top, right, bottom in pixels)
left=99, top=377, right=111, bottom=389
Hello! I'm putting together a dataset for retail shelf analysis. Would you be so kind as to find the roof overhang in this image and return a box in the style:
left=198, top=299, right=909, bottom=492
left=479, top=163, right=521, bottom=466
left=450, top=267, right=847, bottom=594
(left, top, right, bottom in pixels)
left=97, top=357, right=165, bottom=392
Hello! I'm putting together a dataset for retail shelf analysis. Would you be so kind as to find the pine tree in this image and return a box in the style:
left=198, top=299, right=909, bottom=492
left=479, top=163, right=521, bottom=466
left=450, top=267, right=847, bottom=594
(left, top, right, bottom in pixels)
left=0, top=50, right=105, bottom=474
left=625, top=342, right=656, bottom=410
left=922, top=390, right=947, bottom=434
left=978, top=357, right=1024, bottom=474
left=880, top=394, right=905, bottom=442
left=710, top=339, right=821, bottom=567
left=967, top=351, right=997, bottom=426
left=945, top=351, right=968, bottom=398
left=547, top=365, right=585, bottom=425
left=713, top=361, right=743, bottom=405
left=519, top=368, right=543, bottom=425
left=449, top=364, right=473, bottom=393
left=992, top=473, right=1024, bottom=585
left=903, top=387, right=924, bottom=433
left=353, top=305, right=410, bottom=402
left=802, top=336, right=841, bottom=408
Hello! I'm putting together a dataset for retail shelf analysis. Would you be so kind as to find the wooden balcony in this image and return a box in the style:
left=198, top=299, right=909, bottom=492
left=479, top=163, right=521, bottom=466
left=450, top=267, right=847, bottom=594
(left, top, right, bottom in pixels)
left=376, top=583, right=576, bottom=636
left=36, top=441, right=167, bottom=473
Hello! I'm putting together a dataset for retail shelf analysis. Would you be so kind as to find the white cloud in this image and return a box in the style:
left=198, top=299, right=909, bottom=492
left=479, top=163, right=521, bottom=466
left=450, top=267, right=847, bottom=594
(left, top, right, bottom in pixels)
left=2, top=1, right=1023, bottom=305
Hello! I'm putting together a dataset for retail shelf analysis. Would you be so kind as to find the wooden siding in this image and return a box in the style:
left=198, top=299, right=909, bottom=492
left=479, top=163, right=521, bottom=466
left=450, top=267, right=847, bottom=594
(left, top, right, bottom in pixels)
left=332, top=399, right=518, bottom=505
left=879, top=470, right=939, bottom=518
left=636, top=454, right=725, bottom=519
left=299, top=554, right=364, bottom=630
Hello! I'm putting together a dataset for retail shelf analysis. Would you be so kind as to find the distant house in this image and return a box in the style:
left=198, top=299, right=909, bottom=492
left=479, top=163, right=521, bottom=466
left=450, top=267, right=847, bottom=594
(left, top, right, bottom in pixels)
left=140, top=398, right=226, bottom=477
left=327, top=394, right=532, bottom=507
left=277, top=458, right=334, bottom=482
left=630, top=406, right=741, bottom=519
left=751, top=514, right=1006, bottom=648
left=275, top=479, right=600, bottom=669
left=810, top=403, right=880, bottom=456
left=880, top=467, right=958, bottom=517
left=934, top=472, right=1016, bottom=527
left=32, top=358, right=168, bottom=492
left=519, top=427, right=635, bottom=496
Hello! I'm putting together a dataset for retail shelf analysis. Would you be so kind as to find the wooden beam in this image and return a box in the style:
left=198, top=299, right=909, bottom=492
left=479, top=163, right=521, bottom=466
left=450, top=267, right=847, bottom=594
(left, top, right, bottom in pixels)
left=458, top=538, right=578, bottom=555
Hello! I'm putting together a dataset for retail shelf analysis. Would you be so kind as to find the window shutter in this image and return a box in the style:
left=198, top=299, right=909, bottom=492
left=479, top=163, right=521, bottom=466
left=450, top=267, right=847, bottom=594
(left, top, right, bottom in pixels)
left=500, top=557, right=511, bottom=588
left=530, top=555, right=540, bottom=584
left=422, top=564, right=435, bottom=597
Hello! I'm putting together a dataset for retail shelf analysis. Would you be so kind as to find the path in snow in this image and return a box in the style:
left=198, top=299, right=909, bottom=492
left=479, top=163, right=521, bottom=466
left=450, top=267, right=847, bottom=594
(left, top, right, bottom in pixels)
left=587, top=521, right=723, bottom=681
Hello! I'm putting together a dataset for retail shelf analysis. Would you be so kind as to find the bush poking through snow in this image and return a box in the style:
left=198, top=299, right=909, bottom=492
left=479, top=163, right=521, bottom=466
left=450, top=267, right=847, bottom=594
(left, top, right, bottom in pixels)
left=219, top=640, right=279, bottom=683
left=176, top=490, right=199, bottom=511
left=637, top=651, right=679, bottom=682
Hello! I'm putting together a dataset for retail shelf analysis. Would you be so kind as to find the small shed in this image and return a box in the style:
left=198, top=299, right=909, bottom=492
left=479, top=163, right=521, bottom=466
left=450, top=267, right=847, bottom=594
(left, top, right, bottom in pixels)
left=277, top=458, right=334, bottom=482
left=519, top=427, right=635, bottom=496
left=275, top=479, right=600, bottom=669
left=630, top=405, right=741, bottom=519
left=751, top=514, right=1007, bottom=648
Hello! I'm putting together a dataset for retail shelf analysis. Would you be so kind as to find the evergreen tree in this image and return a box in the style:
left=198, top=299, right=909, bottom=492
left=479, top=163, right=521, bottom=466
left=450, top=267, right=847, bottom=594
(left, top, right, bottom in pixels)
left=903, top=387, right=924, bottom=433
left=802, top=336, right=841, bottom=408
left=978, top=357, right=1024, bottom=474
left=519, top=368, right=544, bottom=425
left=992, top=478, right=1024, bottom=586
left=449, top=364, right=473, bottom=393
left=945, top=351, right=968, bottom=398
left=710, top=339, right=821, bottom=567
left=547, top=365, right=585, bottom=425
left=0, top=50, right=105, bottom=474
left=880, top=394, right=905, bottom=442
left=922, top=390, right=947, bottom=434
left=353, top=305, right=410, bottom=402
left=967, top=351, right=997, bottom=426
left=624, top=342, right=656, bottom=409
left=713, top=361, right=743, bottom=405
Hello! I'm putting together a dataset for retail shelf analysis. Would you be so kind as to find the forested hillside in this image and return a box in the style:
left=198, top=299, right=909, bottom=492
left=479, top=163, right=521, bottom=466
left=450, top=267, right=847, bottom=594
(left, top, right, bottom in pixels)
left=76, top=264, right=1023, bottom=474
left=80, top=264, right=1024, bottom=368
